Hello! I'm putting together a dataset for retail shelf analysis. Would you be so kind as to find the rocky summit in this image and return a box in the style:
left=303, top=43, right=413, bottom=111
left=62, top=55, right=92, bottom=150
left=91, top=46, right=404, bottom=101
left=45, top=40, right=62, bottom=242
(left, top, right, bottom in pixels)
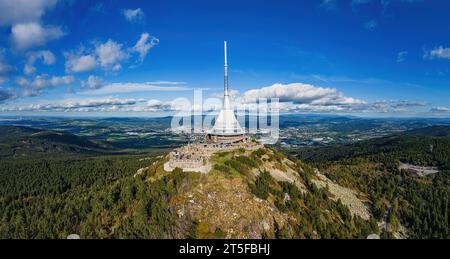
left=139, top=146, right=379, bottom=239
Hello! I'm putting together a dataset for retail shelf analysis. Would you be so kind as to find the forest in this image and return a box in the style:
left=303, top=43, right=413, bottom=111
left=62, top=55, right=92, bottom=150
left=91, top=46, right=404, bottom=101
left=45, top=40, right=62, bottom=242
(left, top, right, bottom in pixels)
left=0, top=155, right=162, bottom=238
left=283, top=126, right=450, bottom=238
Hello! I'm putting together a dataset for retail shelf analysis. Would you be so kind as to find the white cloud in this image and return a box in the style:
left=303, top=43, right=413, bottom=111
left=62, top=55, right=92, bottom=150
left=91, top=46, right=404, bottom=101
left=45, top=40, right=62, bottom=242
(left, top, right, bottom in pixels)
left=3, top=76, right=435, bottom=115
left=95, top=39, right=128, bottom=71
left=4, top=97, right=145, bottom=112
left=0, top=1, right=63, bottom=51
left=65, top=53, right=97, bottom=73
left=0, top=61, right=15, bottom=83
left=235, top=83, right=435, bottom=114
left=15, top=76, right=30, bottom=87
left=81, top=81, right=189, bottom=95
left=122, top=8, right=145, bottom=22
left=30, top=74, right=74, bottom=89
left=20, top=88, right=43, bottom=98
left=146, top=99, right=173, bottom=111
left=147, top=81, right=187, bottom=85
left=31, top=75, right=50, bottom=89
left=133, top=33, right=159, bottom=61
left=430, top=107, right=450, bottom=113
left=235, top=83, right=371, bottom=114
left=64, top=34, right=159, bottom=74
left=49, top=75, right=74, bottom=86
left=11, top=22, right=64, bottom=50
left=424, top=46, right=450, bottom=60
left=389, top=100, right=429, bottom=108
left=310, top=94, right=366, bottom=106
left=0, top=0, right=57, bottom=25
left=242, top=83, right=339, bottom=103
left=61, top=98, right=141, bottom=109
left=24, top=50, right=55, bottom=75
left=81, top=75, right=104, bottom=89
left=147, top=99, right=163, bottom=107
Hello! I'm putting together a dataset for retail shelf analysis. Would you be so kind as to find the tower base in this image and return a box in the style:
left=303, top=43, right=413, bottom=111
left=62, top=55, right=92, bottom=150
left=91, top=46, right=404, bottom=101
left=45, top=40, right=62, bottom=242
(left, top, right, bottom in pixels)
left=204, top=133, right=248, bottom=144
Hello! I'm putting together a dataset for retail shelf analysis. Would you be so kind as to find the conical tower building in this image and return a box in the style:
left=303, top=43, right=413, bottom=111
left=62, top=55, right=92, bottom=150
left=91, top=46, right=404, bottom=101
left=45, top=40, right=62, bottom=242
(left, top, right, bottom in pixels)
left=205, top=41, right=247, bottom=144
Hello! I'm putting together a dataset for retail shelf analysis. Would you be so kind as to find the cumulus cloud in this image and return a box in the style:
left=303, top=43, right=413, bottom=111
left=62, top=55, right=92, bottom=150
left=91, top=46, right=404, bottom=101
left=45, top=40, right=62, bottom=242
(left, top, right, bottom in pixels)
left=65, top=52, right=97, bottom=73
left=95, top=39, right=129, bottom=71
left=0, top=61, right=15, bottom=83
left=48, top=75, right=74, bottom=86
left=64, top=33, right=158, bottom=73
left=3, top=77, right=435, bottom=115
left=21, top=74, right=75, bottom=89
left=11, top=22, right=64, bottom=50
left=0, top=0, right=62, bottom=50
left=60, top=98, right=141, bottom=109
left=14, top=76, right=30, bottom=87
left=16, top=73, right=73, bottom=96
left=232, top=83, right=436, bottom=114
left=3, top=97, right=146, bottom=112
left=133, top=33, right=159, bottom=61
left=389, top=100, right=430, bottom=108
left=146, top=99, right=172, bottom=111
left=424, top=46, right=450, bottom=60
left=81, top=75, right=104, bottom=89
left=242, top=83, right=340, bottom=103
left=227, top=83, right=370, bottom=114
left=122, top=8, right=145, bottom=22
left=430, top=107, right=450, bottom=113
left=0, top=0, right=57, bottom=25
left=81, top=81, right=189, bottom=95
left=24, top=50, right=55, bottom=75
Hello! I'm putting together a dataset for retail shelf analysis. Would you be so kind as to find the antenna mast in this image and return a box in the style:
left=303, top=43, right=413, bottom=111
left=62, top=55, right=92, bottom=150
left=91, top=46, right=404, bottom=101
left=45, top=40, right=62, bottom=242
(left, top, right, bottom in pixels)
left=224, top=41, right=229, bottom=97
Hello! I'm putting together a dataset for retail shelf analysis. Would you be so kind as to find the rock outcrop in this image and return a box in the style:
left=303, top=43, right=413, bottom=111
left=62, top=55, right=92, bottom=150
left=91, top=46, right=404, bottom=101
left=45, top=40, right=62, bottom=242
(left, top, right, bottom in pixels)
left=151, top=146, right=375, bottom=239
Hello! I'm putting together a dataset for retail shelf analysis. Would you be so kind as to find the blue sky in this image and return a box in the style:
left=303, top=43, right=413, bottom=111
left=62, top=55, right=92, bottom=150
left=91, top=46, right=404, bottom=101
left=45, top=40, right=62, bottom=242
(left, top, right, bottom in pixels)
left=1, top=0, right=450, bottom=117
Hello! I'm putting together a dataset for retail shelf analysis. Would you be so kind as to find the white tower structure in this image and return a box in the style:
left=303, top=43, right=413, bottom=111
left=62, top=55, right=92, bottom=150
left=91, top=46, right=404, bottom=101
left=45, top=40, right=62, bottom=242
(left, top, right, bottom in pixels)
left=206, top=41, right=246, bottom=144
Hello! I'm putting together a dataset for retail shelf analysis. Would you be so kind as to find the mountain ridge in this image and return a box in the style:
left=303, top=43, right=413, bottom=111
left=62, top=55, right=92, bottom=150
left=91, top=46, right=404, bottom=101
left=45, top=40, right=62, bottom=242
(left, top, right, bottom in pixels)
left=0, top=125, right=107, bottom=158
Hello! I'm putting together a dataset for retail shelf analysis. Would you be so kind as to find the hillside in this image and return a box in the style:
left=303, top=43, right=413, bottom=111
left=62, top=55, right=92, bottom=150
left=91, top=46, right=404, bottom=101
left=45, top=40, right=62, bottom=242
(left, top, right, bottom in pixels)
left=0, top=145, right=379, bottom=239
left=284, top=125, right=450, bottom=239
left=289, top=125, right=450, bottom=168
left=0, top=125, right=108, bottom=158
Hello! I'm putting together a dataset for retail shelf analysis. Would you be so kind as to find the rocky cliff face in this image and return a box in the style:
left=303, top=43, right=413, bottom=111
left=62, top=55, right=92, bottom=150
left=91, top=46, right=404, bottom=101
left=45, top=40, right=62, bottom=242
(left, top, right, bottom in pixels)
left=173, top=176, right=290, bottom=238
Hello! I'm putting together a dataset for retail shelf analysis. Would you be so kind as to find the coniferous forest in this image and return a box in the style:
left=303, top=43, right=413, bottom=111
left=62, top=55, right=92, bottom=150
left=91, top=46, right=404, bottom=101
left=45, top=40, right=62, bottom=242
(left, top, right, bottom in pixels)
left=0, top=125, right=449, bottom=239
left=284, top=126, right=450, bottom=239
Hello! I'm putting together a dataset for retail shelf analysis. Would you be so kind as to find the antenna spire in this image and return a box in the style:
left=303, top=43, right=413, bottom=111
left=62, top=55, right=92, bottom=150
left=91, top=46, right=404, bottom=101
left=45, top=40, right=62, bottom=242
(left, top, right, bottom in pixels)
left=224, top=41, right=229, bottom=97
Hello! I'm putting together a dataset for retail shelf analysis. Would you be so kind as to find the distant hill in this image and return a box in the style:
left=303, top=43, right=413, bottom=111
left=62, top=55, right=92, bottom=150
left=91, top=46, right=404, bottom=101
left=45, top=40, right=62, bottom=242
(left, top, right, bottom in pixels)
left=402, top=125, right=450, bottom=137
left=289, top=125, right=450, bottom=168
left=0, top=125, right=108, bottom=158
